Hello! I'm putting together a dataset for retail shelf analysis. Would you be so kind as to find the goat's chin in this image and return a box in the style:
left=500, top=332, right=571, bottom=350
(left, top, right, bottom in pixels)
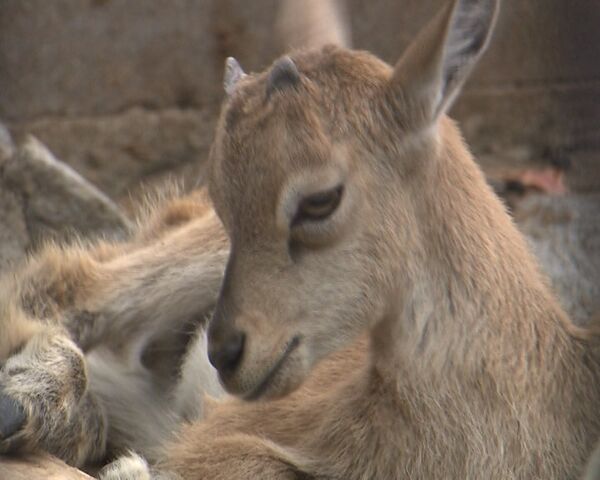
left=246, top=365, right=306, bottom=402
left=221, top=348, right=309, bottom=402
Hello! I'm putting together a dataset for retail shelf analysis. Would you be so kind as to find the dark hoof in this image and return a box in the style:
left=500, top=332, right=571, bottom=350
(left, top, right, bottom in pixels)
left=0, top=390, right=25, bottom=439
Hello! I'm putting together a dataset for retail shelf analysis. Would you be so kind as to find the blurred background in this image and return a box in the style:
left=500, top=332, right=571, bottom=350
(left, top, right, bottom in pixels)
left=0, top=0, right=599, bottom=323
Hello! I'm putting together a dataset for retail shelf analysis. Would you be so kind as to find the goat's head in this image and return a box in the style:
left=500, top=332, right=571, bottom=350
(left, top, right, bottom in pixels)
left=207, top=0, right=500, bottom=400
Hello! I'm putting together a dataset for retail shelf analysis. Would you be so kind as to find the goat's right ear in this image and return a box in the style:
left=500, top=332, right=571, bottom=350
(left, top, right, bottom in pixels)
left=390, top=0, right=499, bottom=126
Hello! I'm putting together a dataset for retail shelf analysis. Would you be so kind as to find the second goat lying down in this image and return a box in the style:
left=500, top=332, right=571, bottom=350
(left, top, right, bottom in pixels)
left=0, top=188, right=227, bottom=466
left=102, top=0, right=600, bottom=478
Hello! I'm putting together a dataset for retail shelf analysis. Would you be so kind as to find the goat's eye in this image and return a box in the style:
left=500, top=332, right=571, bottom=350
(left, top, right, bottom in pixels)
left=292, top=185, right=343, bottom=226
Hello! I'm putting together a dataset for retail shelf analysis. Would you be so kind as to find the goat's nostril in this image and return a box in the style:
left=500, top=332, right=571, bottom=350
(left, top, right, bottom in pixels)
left=208, top=331, right=245, bottom=373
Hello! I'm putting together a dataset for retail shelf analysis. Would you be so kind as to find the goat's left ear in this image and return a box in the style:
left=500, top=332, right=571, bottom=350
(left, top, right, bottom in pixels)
left=391, top=0, right=499, bottom=125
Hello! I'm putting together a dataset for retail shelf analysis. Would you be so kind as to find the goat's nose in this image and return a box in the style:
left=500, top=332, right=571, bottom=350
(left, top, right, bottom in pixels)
left=208, top=331, right=245, bottom=373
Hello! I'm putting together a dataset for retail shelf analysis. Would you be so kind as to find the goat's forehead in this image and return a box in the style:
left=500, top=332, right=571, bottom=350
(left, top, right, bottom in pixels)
left=221, top=46, right=391, bottom=133
left=210, top=109, right=336, bottom=230
left=218, top=82, right=330, bottom=170
left=210, top=47, right=391, bottom=208
left=215, top=106, right=330, bottom=196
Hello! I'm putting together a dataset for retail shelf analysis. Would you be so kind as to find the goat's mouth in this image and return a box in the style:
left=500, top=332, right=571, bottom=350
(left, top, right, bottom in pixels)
left=243, top=335, right=301, bottom=401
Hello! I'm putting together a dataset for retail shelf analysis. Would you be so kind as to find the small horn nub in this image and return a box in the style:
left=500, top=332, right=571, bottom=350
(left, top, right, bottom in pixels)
left=266, top=56, right=300, bottom=98
left=224, top=57, right=246, bottom=96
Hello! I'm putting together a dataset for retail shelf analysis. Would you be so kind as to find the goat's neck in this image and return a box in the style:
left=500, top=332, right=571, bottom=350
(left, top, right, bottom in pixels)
left=370, top=120, right=572, bottom=388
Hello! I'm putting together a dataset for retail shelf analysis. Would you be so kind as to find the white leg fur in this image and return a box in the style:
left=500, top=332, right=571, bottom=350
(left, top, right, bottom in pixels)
left=98, top=452, right=152, bottom=480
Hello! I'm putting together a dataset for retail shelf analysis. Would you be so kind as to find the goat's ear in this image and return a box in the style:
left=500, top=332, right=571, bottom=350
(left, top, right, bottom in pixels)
left=391, top=0, right=499, bottom=124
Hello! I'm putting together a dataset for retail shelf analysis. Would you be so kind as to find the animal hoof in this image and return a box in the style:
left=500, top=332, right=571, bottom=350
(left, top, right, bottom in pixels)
left=0, top=389, right=25, bottom=439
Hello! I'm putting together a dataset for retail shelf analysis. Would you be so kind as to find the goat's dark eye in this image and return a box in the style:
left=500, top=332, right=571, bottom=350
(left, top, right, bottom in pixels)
left=292, top=185, right=343, bottom=226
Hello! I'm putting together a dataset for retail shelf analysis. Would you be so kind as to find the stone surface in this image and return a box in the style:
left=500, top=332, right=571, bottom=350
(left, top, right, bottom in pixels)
left=0, top=0, right=219, bottom=120
left=2, top=136, right=129, bottom=249
left=0, top=134, right=129, bottom=273
left=0, top=124, right=28, bottom=272
left=12, top=107, right=215, bottom=200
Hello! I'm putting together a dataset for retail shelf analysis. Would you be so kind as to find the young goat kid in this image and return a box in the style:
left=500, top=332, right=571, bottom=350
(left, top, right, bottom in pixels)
left=103, top=0, right=600, bottom=478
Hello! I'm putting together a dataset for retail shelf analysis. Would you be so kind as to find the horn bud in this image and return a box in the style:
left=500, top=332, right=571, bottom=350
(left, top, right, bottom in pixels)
left=224, top=57, right=246, bottom=96
left=266, top=56, right=300, bottom=98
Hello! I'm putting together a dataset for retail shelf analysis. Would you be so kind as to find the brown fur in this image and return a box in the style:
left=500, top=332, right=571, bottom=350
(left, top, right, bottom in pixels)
left=0, top=187, right=228, bottom=466
left=153, top=1, right=600, bottom=478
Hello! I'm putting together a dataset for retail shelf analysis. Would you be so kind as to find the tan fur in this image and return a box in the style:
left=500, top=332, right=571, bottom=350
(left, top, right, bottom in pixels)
left=0, top=188, right=228, bottom=466
left=153, top=1, right=600, bottom=479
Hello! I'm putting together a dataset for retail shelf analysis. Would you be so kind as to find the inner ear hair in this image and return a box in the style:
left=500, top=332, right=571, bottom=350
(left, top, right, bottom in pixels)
left=391, top=0, right=500, bottom=122
left=440, top=0, right=499, bottom=109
